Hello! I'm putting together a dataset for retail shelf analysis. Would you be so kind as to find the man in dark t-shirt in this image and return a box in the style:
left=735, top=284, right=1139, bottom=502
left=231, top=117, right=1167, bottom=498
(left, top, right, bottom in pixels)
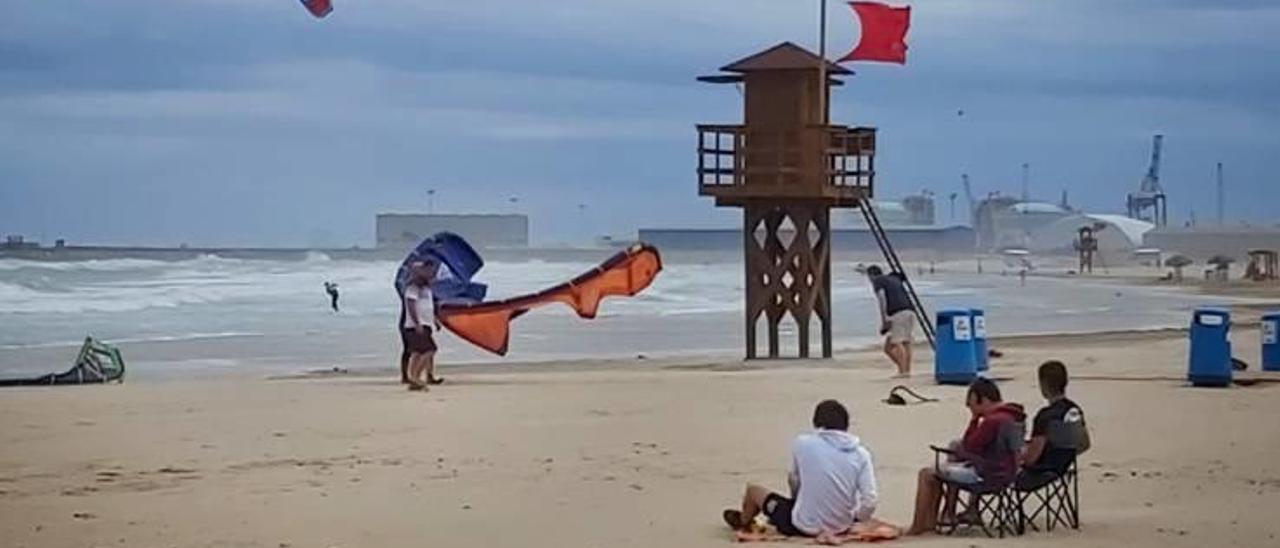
left=865, top=265, right=917, bottom=377
left=1024, top=361, right=1090, bottom=475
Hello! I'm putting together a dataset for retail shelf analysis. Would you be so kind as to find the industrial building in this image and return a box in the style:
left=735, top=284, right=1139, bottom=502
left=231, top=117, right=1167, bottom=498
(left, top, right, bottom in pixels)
left=1031, top=214, right=1154, bottom=254
left=375, top=214, right=528, bottom=251
left=644, top=190, right=964, bottom=254
left=967, top=197, right=1157, bottom=254
left=964, top=135, right=1173, bottom=254
left=637, top=226, right=974, bottom=253
left=834, top=192, right=937, bottom=227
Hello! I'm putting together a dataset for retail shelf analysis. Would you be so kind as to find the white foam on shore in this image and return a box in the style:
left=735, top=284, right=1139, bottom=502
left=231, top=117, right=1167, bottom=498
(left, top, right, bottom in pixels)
left=0, top=331, right=265, bottom=351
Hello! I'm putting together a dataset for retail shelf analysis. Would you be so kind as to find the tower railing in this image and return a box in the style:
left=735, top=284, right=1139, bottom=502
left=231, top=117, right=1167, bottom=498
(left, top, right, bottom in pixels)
left=697, top=124, right=875, bottom=201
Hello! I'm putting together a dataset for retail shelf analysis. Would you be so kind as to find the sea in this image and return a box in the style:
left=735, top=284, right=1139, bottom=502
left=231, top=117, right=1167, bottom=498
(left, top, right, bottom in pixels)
left=0, top=253, right=1246, bottom=379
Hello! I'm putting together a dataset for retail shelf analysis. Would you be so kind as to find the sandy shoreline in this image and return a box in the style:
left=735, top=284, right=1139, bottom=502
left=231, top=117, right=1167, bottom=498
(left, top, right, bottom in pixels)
left=4, top=325, right=1280, bottom=548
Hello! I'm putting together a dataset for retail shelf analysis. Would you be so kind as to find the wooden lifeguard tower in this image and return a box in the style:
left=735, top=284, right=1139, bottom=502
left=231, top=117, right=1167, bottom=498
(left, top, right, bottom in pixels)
left=1076, top=226, right=1099, bottom=274
left=1246, top=249, right=1278, bottom=281
left=697, top=42, right=904, bottom=359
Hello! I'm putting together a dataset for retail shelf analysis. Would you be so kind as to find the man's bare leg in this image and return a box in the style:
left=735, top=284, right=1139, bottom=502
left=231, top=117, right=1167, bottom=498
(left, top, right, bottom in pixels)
left=400, top=349, right=411, bottom=384
left=407, top=353, right=427, bottom=390
left=883, top=340, right=900, bottom=374
left=415, top=353, right=429, bottom=387
left=901, top=342, right=913, bottom=376
left=736, top=484, right=771, bottom=530
left=941, top=484, right=960, bottom=524
left=907, top=468, right=943, bottom=535
left=886, top=342, right=909, bottom=377
left=423, top=352, right=437, bottom=385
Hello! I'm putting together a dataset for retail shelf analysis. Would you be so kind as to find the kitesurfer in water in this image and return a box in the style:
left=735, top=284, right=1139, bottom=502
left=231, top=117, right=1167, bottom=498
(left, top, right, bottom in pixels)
left=324, top=281, right=340, bottom=312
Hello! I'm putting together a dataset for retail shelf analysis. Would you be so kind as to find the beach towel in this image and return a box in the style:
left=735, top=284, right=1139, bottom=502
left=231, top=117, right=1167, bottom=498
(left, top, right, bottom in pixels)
left=733, top=518, right=903, bottom=544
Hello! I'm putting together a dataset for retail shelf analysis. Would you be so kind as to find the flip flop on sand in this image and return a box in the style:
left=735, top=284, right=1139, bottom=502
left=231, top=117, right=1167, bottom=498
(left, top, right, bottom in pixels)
left=428, top=376, right=445, bottom=385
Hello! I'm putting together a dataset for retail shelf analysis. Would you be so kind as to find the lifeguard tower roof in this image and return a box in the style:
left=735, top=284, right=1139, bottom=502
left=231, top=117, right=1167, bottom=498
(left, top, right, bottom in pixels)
left=697, top=42, right=852, bottom=84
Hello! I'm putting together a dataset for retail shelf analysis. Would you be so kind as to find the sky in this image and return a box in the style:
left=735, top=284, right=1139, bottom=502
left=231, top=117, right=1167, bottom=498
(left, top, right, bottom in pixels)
left=1, top=0, right=1278, bottom=247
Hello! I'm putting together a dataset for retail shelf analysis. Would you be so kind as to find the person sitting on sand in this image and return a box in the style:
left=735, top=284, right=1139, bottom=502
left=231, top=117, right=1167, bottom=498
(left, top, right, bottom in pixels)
left=906, top=378, right=1025, bottom=535
left=864, top=265, right=915, bottom=378
left=402, top=261, right=440, bottom=391
left=722, top=400, right=878, bottom=539
left=1023, top=360, right=1090, bottom=475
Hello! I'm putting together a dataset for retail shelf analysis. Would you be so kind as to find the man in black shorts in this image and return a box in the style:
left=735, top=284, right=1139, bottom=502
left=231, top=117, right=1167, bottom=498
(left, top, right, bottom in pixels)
left=398, top=262, right=443, bottom=386
left=401, top=262, right=441, bottom=390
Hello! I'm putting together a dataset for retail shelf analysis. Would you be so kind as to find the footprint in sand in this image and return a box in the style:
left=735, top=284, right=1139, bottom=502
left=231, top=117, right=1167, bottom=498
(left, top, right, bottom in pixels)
left=155, top=467, right=198, bottom=475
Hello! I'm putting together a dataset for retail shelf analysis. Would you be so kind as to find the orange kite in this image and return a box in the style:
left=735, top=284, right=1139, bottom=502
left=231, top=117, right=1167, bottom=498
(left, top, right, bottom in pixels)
left=438, top=244, right=663, bottom=355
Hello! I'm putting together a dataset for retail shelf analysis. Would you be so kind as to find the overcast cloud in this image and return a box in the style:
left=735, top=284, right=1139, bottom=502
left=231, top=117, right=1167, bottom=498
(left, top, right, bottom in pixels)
left=1, top=0, right=1277, bottom=246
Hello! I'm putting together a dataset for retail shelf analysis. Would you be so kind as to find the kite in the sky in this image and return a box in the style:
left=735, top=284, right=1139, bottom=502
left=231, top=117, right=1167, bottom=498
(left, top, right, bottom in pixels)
left=300, top=0, right=333, bottom=19
left=397, top=233, right=663, bottom=356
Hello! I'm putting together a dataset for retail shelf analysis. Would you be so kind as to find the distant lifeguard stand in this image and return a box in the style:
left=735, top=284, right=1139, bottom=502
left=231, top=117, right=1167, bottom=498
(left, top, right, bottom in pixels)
left=696, top=43, right=880, bottom=359
left=1075, top=226, right=1098, bottom=274
left=1246, top=249, right=1278, bottom=281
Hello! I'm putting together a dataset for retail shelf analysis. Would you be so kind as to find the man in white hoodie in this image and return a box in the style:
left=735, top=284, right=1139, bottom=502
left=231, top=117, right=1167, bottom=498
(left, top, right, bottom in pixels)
left=722, top=400, right=879, bottom=538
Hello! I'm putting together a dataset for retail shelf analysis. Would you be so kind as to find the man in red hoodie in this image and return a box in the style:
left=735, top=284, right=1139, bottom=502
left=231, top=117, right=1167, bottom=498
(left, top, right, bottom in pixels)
left=906, top=378, right=1025, bottom=535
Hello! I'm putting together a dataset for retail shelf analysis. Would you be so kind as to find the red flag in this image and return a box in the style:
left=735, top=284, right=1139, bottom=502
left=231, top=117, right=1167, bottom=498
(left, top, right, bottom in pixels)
left=300, top=0, right=333, bottom=19
left=840, top=2, right=910, bottom=64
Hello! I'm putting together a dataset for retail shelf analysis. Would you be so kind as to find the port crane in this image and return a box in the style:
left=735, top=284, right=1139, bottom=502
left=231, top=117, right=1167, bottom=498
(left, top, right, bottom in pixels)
left=1127, top=135, right=1168, bottom=226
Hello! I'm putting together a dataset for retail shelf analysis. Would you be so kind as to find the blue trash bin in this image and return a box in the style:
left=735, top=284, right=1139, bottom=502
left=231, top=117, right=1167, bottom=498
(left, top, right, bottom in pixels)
left=1188, top=307, right=1232, bottom=387
left=1263, top=311, right=1280, bottom=372
left=971, top=308, right=989, bottom=372
left=935, top=308, right=977, bottom=385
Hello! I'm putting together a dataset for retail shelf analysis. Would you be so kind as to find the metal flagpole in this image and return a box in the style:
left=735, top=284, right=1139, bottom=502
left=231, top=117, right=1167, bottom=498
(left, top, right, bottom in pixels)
left=818, top=0, right=828, bottom=124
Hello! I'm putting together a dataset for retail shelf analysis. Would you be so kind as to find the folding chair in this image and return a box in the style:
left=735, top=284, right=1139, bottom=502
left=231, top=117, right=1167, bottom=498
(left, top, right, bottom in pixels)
left=930, top=446, right=1023, bottom=538
left=1015, top=458, right=1080, bottom=532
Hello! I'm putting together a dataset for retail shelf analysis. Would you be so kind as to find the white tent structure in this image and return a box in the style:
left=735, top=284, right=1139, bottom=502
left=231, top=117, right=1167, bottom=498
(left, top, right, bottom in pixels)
left=1028, top=214, right=1155, bottom=253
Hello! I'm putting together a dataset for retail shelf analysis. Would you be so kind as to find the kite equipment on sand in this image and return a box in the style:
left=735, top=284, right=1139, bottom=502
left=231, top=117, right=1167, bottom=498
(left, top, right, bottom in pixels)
left=0, top=337, right=125, bottom=387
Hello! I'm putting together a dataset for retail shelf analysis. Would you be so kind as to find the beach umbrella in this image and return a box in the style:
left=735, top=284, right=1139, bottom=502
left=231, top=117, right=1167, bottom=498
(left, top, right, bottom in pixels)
left=1166, top=255, right=1193, bottom=282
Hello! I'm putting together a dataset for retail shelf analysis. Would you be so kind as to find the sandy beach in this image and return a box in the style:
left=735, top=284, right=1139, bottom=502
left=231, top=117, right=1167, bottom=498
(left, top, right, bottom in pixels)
left=3, top=326, right=1280, bottom=548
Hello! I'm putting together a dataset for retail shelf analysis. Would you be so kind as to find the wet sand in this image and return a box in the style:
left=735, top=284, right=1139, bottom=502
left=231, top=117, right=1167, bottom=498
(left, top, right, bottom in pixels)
left=3, top=328, right=1280, bottom=547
